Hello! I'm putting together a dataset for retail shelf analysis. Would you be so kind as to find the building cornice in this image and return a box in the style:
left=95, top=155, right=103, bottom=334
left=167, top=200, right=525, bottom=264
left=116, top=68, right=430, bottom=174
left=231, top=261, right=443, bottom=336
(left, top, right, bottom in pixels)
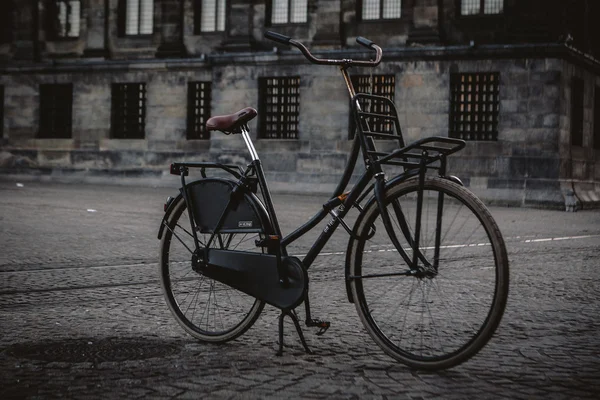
left=1, top=43, right=599, bottom=75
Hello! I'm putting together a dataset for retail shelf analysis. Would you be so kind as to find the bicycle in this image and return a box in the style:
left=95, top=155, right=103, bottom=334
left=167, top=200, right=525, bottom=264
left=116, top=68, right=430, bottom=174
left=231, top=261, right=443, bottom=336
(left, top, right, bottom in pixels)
left=157, top=31, right=509, bottom=371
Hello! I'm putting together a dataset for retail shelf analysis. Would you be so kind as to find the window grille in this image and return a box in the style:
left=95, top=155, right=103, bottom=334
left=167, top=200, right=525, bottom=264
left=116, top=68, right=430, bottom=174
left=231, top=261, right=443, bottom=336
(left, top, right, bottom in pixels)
left=449, top=73, right=500, bottom=141
left=259, top=77, right=300, bottom=139
left=594, top=86, right=600, bottom=150
left=361, top=0, right=401, bottom=20
left=39, top=84, right=73, bottom=139
left=350, top=75, right=395, bottom=139
left=187, top=82, right=212, bottom=140
left=460, top=0, right=503, bottom=16
left=111, top=83, right=146, bottom=139
left=195, top=0, right=226, bottom=33
left=125, top=0, right=153, bottom=35
left=271, top=0, right=308, bottom=24
left=571, top=77, right=584, bottom=147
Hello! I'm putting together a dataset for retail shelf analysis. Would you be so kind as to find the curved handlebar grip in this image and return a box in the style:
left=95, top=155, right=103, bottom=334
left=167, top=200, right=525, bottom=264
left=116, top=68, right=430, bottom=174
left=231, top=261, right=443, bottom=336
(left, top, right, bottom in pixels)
left=356, top=36, right=375, bottom=49
left=265, top=31, right=292, bottom=45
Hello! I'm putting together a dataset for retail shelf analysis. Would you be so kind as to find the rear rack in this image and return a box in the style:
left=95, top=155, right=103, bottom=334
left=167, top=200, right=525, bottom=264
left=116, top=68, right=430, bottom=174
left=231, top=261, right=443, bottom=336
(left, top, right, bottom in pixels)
left=170, top=162, right=244, bottom=178
left=353, top=93, right=465, bottom=172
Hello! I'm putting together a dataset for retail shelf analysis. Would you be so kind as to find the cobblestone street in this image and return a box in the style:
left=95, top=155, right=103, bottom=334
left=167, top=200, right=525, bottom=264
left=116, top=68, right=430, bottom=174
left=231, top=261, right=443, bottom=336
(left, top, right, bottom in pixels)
left=1, top=179, right=599, bottom=399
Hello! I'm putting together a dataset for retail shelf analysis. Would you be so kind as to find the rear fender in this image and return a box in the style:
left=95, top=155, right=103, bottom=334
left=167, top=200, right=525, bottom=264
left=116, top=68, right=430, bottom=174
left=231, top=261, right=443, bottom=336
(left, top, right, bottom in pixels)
left=157, top=192, right=184, bottom=240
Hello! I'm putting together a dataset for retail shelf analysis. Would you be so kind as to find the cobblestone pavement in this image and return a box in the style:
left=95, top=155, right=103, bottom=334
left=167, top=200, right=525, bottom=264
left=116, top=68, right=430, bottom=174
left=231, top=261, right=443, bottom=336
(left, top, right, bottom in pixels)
left=1, top=178, right=599, bottom=399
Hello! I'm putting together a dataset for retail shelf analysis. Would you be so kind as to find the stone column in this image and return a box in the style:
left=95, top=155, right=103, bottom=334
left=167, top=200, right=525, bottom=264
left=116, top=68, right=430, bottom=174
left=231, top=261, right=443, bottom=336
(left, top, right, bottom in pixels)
left=407, top=0, right=441, bottom=45
left=311, top=0, right=341, bottom=48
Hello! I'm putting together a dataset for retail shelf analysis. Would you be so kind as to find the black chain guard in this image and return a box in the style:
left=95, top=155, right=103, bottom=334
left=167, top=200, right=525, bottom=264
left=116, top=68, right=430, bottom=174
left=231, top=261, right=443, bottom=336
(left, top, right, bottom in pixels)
left=201, top=250, right=308, bottom=311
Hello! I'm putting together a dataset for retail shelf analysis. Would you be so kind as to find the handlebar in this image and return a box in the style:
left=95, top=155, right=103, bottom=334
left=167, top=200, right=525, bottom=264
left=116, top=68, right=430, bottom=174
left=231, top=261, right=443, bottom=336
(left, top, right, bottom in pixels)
left=264, top=31, right=382, bottom=68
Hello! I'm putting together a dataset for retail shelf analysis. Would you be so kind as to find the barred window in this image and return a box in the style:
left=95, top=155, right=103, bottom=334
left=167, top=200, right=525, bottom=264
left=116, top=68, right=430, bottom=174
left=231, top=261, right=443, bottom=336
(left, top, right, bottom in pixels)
left=125, top=0, right=153, bottom=35
left=449, top=73, right=500, bottom=141
left=48, top=0, right=80, bottom=39
left=271, top=0, right=308, bottom=24
left=460, top=0, right=503, bottom=16
left=594, top=86, right=600, bottom=150
left=111, top=83, right=146, bottom=139
left=350, top=75, right=395, bottom=139
left=195, top=0, right=226, bottom=33
left=360, top=0, right=401, bottom=20
left=187, top=82, right=212, bottom=140
left=571, top=77, right=584, bottom=147
left=39, top=84, right=73, bottom=139
left=259, top=77, right=300, bottom=139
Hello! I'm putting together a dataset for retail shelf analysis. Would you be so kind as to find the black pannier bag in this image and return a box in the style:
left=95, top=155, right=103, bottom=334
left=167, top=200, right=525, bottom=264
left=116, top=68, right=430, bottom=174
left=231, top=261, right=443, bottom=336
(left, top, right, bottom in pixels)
left=185, top=178, right=269, bottom=234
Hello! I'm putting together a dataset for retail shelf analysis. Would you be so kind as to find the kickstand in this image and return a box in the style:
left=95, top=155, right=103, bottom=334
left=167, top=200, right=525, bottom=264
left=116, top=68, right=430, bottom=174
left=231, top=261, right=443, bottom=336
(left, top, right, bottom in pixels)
left=277, top=309, right=313, bottom=356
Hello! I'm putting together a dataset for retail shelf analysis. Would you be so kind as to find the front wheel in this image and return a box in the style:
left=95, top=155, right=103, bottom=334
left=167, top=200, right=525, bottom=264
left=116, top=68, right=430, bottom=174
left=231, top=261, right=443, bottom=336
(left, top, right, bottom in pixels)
left=348, top=177, right=509, bottom=370
left=159, top=196, right=265, bottom=343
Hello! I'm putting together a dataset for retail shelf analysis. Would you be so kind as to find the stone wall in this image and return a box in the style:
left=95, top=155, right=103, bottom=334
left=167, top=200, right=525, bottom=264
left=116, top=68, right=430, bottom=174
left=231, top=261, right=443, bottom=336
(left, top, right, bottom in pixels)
left=2, top=49, right=599, bottom=208
left=1, top=0, right=599, bottom=209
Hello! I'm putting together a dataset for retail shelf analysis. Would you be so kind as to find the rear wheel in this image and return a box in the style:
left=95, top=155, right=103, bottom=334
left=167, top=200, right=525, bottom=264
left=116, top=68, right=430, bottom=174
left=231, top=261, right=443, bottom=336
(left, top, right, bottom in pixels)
left=159, top=196, right=265, bottom=343
left=349, top=177, right=509, bottom=370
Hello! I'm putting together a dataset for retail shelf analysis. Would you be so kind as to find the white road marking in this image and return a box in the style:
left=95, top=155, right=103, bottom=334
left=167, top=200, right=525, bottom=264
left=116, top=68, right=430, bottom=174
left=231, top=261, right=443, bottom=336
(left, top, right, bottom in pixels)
left=301, top=233, right=600, bottom=257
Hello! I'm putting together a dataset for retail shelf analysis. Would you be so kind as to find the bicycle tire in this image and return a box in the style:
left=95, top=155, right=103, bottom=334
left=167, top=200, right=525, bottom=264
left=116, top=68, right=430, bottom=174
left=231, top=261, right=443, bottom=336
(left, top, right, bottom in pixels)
left=159, top=196, right=265, bottom=343
left=348, top=176, right=509, bottom=370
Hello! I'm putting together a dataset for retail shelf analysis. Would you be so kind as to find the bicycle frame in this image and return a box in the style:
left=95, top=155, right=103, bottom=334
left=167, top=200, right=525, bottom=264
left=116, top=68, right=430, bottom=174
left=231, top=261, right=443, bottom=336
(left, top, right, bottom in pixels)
left=159, top=32, right=507, bottom=369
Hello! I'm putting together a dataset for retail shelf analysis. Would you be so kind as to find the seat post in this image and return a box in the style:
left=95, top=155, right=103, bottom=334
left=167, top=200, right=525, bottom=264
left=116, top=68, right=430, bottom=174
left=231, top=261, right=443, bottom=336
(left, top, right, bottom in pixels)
left=241, top=124, right=259, bottom=161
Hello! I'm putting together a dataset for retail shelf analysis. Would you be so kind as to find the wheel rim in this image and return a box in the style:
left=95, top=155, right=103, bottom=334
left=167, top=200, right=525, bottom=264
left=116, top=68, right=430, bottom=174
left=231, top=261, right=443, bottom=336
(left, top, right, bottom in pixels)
left=161, top=199, right=264, bottom=340
left=353, top=180, right=506, bottom=364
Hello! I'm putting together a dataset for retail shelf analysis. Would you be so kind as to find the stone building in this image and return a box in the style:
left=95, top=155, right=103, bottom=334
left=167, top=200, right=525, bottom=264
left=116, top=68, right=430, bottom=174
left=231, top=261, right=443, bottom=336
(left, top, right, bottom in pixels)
left=0, top=0, right=599, bottom=208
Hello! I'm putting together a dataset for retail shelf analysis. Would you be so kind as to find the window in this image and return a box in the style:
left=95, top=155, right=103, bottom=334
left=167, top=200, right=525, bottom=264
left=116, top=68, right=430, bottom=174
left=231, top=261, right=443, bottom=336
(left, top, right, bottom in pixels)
left=39, top=84, right=73, bottom=139
left=111, top=83, right=146, bottom=139
left=0, top=2, right=14, bottom=43
left=460, top=0, right=503, bottom=16
left=570, top=77, right=584, bottom=147
left=125, top=0, right=153, bottom=35
left=594, top=86, right=600, bottom=150
left=360, top=0, right=401, bottom=21
left=187, top=82, right=212, bottom=140
left=349, top=75, right=395, bottom=139
left=270, top=0, right=308, bottom=24
left=49, top=0, right=81, bottom=38
left=259, top=77, right=300, bottom=139
left=0, top=86, right=4, bottom=138
left=195, top=0, right=226, bottom=33
left=449, top=73, right=500, bottom=141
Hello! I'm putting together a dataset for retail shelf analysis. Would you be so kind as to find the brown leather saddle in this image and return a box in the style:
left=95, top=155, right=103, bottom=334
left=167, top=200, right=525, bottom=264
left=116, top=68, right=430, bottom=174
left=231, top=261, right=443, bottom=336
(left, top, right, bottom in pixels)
left=206, top=107, right=257, bottom=134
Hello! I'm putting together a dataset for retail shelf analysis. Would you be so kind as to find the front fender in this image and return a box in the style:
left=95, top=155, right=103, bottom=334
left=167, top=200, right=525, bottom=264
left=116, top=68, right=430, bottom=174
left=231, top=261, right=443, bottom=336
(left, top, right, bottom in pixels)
left=343, top=170, right=419, bottom=303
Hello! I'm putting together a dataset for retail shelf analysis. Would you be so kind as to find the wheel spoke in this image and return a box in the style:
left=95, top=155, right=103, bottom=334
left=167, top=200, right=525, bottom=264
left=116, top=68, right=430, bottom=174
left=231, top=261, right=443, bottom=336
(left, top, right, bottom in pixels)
left=351, top=177, right=508, bottom=369
left=159, top=194, right=265, bottom=342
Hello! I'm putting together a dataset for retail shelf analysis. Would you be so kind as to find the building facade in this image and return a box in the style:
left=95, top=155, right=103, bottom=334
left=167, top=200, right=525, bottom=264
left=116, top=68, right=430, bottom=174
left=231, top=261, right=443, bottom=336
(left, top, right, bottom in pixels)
left=1, top=0, right=599, bottom=208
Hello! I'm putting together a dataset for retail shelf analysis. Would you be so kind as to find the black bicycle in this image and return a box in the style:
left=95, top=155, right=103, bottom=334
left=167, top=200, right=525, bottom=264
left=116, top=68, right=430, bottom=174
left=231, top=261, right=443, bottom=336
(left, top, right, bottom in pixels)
left=157, top=32, right=509, bottom=371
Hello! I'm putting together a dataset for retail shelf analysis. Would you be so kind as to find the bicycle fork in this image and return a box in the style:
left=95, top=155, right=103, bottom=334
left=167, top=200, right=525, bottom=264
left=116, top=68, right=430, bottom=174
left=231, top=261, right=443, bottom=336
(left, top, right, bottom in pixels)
left=373, top=151, right=441, bottom=276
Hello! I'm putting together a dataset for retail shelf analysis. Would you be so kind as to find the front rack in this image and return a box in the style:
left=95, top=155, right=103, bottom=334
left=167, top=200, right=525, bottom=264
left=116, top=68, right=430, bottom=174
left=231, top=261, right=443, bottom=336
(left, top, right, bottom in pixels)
left=353, top=93, right=465, bottom=173
left=372, top=136, right=465, bottom=170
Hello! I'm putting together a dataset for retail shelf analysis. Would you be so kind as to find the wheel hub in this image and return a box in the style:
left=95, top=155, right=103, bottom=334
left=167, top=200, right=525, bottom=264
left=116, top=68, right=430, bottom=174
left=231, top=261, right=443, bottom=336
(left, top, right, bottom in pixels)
left=191, top=249, right=206, bottom=273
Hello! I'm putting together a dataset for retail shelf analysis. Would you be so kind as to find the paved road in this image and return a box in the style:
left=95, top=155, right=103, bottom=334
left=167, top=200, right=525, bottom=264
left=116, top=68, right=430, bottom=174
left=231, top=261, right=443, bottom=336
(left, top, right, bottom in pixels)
left=1, top=178, right=599, bottom=399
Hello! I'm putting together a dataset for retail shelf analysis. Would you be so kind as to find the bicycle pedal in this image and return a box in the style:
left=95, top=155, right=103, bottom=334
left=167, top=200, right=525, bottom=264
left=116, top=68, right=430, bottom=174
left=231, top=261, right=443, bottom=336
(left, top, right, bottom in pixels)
left=306, top=319, right=330, bottom=336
